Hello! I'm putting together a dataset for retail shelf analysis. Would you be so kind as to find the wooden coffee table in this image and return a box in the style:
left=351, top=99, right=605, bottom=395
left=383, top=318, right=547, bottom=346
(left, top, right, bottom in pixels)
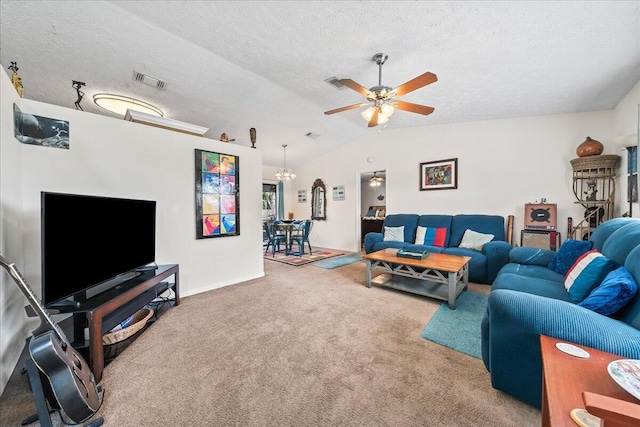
left=363, top=248, right=471, bottom=309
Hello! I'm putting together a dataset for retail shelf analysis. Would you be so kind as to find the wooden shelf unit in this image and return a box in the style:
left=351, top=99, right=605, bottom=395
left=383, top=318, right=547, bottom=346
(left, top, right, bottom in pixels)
left=570, top=155, right=620, bottom=240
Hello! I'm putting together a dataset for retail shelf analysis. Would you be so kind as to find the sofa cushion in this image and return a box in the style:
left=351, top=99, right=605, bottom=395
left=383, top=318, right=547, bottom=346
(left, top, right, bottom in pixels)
left=600, top=222, right=640, bottom=266
left=415, top=226, right=447, bottom=246
left=403, top=243, right=445, bottom=254
left=417, top=215, right=453, bottom=246
left=383, top=214, right=419, bottom=243
left=547, top=239, right=594, bottom=275
left=617, top=245, right=640, bottom=329
left=442, top=247, right=487, bottom=283
left=383, top=226, right=404, bottom=242
left=590, top=218, right=640, bottom=251
left=565, top=250, right=616, bottom=302
left=371, top=241, right=409, bottom=253
left=509, top=247, right=556, bottom=266
left=459, top=229, right=494, bottom=251
left=497, top=263, right=565, bottom=283
left=491, top=272, right=575, bottom=302
left=449, top=215, right=505, bottom=247
left=579, top=266, right=639, bottom=316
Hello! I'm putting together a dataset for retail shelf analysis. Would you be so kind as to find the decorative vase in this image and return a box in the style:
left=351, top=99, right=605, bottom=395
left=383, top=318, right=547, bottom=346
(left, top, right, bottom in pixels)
left=250, top=128, right=257, bottom=149
left=576, top=136, right=604, bottom=157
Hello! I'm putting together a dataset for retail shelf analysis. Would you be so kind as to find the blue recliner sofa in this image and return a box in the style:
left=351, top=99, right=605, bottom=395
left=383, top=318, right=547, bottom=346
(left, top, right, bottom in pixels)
left=481, top=217, right=640, bottom=408
left=364, top=214, right=511, bottom=284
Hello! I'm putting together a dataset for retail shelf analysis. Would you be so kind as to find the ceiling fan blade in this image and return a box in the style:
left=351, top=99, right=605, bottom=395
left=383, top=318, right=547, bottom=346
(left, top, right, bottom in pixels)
left=339, top=79, right=373, bottom=97
left=368, top=109, right=379, bottom=127
left=393, top=100, right=435, bottom=116
left=324, top=103, right=367, bottom=115
left=392, top=72, right=437, bottom=97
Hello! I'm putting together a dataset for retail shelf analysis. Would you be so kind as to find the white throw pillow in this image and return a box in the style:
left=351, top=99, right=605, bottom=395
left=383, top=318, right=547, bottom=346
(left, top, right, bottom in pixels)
left=459, top=229, right=494, bottom=251
left=414, top=226, right=427, bottom=244
left=383, top=226, right=405, bottom=242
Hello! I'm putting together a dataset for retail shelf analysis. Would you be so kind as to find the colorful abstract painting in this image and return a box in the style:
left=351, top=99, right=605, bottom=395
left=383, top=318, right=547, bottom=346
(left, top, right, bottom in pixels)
left=195, top=149, right=240, bottom=239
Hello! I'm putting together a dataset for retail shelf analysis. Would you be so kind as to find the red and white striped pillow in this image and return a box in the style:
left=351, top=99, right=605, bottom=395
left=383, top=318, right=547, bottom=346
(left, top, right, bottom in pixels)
left=564, top=249, right=616, bottom=302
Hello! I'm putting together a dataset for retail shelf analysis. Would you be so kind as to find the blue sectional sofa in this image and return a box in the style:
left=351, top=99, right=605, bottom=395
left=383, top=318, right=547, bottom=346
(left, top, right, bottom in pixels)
left=364, top=214, right=511, bottom=284
left=481, top=217, right=640, bottom=408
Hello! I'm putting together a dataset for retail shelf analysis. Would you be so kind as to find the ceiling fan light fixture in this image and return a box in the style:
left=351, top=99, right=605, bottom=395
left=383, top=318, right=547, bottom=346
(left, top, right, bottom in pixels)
left=380, top=103, right=395, bottom=117
left=361, top=106, right=376, bottom=121
left=370, top=171, right=385, bottom=187
left=93, top=93, right=164, bottom=117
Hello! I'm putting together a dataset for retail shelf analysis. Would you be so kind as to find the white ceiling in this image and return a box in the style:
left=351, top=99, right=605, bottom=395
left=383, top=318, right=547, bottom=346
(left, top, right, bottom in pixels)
left=1, top=1, right=639, bottom=168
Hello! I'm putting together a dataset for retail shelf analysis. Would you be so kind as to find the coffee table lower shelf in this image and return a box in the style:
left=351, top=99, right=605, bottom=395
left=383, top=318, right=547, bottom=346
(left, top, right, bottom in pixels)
left=371, top=273, right=466, bottom=307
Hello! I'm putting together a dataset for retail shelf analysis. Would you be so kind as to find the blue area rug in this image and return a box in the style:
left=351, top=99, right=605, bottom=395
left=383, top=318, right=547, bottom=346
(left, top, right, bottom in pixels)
left=313, top=253, right=363, bottom=269
left=420, top=291, right=488, bottom=359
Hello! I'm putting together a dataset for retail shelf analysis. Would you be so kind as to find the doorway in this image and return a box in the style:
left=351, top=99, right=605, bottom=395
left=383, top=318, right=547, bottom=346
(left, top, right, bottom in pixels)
left=358, top=170, right=387, bottom=249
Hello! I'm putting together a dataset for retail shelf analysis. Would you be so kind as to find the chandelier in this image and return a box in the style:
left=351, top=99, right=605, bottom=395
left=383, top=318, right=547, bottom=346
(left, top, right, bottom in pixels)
left=370, top=171, right=385, bottom=187
left=275, top=144, right=296, bottom=181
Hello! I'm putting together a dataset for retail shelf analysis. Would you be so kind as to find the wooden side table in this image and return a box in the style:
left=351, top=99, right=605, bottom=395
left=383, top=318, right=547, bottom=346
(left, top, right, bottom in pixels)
left=540, top=335, right=639, bottom=426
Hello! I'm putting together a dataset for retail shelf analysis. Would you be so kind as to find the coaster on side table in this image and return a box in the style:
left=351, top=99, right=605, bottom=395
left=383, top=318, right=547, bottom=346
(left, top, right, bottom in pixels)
left=570, top=408, right=601, bottom=427
left=556, top=342, right=590, bottom=358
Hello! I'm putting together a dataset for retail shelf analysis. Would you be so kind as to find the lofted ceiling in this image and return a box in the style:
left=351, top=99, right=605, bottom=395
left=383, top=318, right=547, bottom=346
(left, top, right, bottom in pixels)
left=1, top=1, right=639, bottom=169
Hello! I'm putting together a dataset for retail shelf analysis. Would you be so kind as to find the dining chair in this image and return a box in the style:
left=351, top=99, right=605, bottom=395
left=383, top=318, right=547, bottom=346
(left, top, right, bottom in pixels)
left=263, top=221, right=286, bottom=256
left=288, top=220, right=313, bottom=256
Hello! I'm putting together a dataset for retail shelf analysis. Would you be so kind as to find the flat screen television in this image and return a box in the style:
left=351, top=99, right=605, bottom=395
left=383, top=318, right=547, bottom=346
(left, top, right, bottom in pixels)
left=41, top=192, right=156, bottom=307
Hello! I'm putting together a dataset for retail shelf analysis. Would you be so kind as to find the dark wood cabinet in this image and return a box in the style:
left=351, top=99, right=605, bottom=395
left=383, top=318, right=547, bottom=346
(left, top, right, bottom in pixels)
left=361, top=218, right=384, bottom=247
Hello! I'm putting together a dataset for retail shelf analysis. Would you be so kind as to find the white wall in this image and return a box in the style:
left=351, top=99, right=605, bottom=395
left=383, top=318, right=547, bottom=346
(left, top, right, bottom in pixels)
left=287, top=110, right=626, bottom=252
left=0, top=64, right=29, bottom=395
left=612, top=80, right=640, bottom=218
left=0, top=67, right=265, bottom=394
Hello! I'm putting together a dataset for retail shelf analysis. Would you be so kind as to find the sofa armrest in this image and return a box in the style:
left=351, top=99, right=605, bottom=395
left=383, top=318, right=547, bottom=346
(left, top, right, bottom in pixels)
left=482, top=289, right=640, bottom=408
left=508, top=246, right=555, bottom=266
left=482, top=241, right=512, bottom=284
left=364, top=232, right=383, bottom=253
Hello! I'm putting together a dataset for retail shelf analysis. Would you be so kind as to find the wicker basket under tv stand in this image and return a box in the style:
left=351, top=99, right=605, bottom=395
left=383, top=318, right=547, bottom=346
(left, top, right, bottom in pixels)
left=57, top=264, right=179, bottom=383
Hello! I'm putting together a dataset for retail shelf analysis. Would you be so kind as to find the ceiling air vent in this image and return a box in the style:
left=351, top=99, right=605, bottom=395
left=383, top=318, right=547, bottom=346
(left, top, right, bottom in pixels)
left=132, top=71, right=166, bottom=89
left=305, top=132, right=320, bottom=139
left=325, top=76, right=345, bottom=89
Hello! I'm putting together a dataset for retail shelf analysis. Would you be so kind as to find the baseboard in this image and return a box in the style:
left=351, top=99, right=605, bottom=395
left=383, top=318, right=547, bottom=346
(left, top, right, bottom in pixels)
left=0, top=328, right=29, bottom=397
left=180, top=271, right=266, bottom=298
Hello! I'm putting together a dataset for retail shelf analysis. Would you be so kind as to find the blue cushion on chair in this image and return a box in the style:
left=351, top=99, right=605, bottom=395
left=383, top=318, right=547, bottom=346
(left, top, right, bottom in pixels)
left=548, top=239, right=593, bottom=275
left=579, top=266, right=639, bottom=316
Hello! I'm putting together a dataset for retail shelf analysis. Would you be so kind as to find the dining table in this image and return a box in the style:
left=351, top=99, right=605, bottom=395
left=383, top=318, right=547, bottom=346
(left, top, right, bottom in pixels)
left=274, top=220, right=299, bottom=255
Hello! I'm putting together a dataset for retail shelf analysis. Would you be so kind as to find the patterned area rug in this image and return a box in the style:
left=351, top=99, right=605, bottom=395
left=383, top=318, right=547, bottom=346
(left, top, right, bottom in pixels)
left=420, top=291, right=489, bottom=359
left=263, top=249, right=345, bottom=266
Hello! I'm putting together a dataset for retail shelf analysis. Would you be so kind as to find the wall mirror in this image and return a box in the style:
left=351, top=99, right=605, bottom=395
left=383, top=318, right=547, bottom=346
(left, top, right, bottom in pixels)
left=311, top=178, right=326, bottom=220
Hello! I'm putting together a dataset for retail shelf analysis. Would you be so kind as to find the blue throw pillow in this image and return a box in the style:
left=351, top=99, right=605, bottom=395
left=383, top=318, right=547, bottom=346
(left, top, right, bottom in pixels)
left=548, top=239, right=593, bottom=275
left=579, top=266, right=639, bottom=316
left=564, top=250, right=617, bottom=302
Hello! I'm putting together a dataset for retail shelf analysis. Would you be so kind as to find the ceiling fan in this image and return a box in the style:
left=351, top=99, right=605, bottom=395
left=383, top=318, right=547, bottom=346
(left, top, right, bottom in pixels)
left=370, top=171, right=385, bottom=187
left=324, top=53, right=437, bottom=127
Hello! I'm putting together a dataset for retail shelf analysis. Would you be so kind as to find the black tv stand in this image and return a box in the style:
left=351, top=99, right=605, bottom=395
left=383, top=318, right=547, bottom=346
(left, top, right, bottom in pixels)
left=57, top=264, right=179, bottom=383
left=135, top=264, right=159, bottom=272
left=47, top=299, right=82, bottom=310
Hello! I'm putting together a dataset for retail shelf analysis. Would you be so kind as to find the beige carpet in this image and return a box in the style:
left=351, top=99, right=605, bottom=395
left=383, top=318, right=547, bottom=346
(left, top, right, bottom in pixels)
left=0, top=256, right=540, bottom=426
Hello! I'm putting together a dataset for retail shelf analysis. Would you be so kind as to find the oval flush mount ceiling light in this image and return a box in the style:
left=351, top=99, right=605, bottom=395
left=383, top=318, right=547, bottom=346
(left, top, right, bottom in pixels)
left=93, top=94, right=164, bottom=117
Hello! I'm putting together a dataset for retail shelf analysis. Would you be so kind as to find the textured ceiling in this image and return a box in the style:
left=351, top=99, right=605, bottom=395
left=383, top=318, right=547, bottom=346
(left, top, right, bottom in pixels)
left=1, top=1, right=639, bottom=168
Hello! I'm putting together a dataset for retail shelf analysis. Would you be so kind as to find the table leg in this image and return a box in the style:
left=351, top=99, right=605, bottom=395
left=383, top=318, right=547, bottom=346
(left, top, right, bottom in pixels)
left=366, top=260, right=372, bottom=288
left=448, top=271, right=456, bottom=309
left=463, top=265, right=469, bottom=291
